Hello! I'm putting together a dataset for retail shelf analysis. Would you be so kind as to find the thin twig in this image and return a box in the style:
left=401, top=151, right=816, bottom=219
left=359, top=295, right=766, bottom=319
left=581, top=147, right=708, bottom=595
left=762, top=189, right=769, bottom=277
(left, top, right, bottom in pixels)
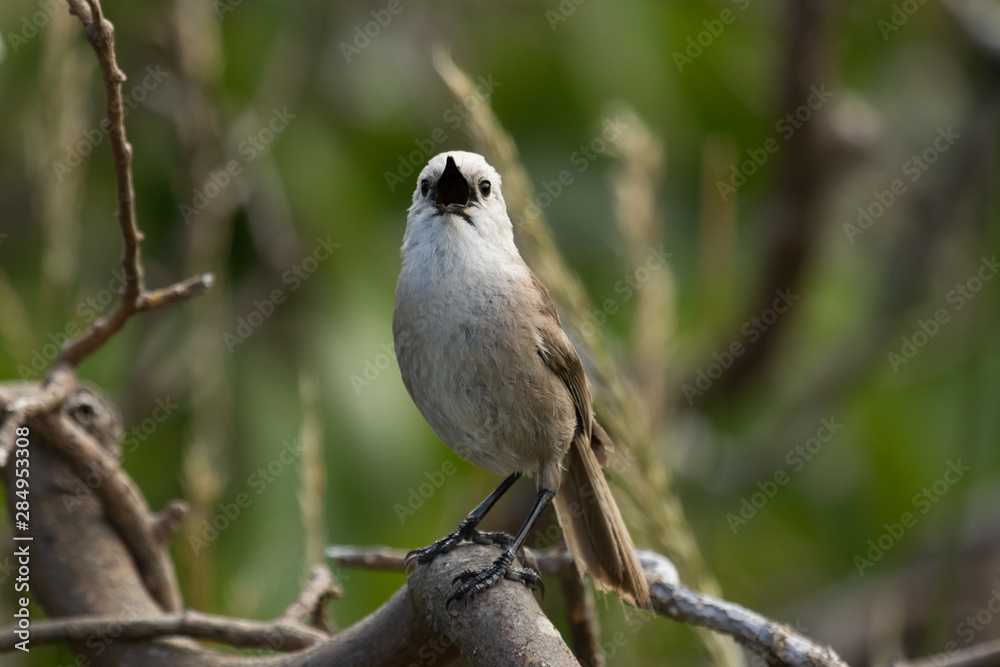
left=59, top=0, right=143, bottom=367
left=0, top=610, right=328, bottom=653
left=326, top=544, right=408, bottom=571
left=280, top=564, right=342, bottom=631
left=137, top=273, right=216, bottom=311
left=151, top=499, right=191, bottom=546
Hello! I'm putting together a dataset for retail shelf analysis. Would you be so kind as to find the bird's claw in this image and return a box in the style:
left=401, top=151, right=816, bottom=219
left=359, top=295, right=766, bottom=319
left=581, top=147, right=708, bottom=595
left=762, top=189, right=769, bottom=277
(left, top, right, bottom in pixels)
left=405, top=537, right=457, bottom=573
left=446, top=555, right=542, bottom=607
left=469, top=530, right=515, bottom=550
left=406, top=527, right=516, bottom=573
left=505, top=566, right=544, bottom=601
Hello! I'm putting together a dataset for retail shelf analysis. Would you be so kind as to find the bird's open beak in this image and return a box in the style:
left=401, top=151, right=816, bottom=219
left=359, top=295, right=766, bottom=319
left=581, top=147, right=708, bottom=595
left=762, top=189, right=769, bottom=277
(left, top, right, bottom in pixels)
left=436, top=156, right=470, bottom=209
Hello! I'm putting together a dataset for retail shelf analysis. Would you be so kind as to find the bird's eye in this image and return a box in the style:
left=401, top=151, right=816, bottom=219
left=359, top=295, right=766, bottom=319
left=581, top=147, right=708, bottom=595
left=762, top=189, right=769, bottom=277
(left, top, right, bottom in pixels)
left=479, top=180, right=491, bottom=198
left=420, top=179, right=431, bottom=198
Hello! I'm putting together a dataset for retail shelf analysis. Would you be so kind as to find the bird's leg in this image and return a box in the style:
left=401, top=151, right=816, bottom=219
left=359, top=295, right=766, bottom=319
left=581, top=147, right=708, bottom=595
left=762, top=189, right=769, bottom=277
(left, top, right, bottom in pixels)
left=448, top=487, right=555, bottom=605
left=405, top=472, right=521, bottom=571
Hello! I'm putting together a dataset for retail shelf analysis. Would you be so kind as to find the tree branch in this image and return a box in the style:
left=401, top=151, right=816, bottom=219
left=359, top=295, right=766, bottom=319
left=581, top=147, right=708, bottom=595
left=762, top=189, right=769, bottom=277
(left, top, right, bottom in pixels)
left=0, top=384, right=578, bottom=665
left=279, top=564, right=342, bottom=631
left=639, top=551, right=847, bottom=667
left=0, top=610, right=328, bottom=653
left=36, top=400, right=183, bottom=611
left=327, top=544, right=851, bottom=667
left=405, top=544, right=579, bottom=667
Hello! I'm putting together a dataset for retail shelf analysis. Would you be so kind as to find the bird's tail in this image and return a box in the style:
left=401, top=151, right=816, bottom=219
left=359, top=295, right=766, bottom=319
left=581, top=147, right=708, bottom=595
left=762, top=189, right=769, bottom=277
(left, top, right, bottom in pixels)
left=553, top=422, right=650, bottom=607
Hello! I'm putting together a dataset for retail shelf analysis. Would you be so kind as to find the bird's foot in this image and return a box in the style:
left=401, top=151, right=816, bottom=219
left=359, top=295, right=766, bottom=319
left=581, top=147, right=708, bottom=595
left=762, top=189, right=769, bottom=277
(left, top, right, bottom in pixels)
left=469, top=530, right=515, bottom=550
left=405, top=534, right=461, bottom=572
left=405, top=522, right=515, bottom=572
left=447, top=552, right=543, bottom=607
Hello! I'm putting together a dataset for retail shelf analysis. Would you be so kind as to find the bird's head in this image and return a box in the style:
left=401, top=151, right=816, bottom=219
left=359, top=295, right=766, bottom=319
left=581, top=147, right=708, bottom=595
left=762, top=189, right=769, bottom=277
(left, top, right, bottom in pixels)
left=405, top=151, right=514, bottom=251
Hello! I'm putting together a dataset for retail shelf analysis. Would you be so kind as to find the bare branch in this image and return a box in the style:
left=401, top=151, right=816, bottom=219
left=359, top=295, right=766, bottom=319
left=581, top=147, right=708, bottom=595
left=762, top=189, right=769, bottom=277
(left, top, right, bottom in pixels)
left=58, top=0, right=143, bottom=367
left=33, top=399, right=183, bottom=612
left=0, top=610, right=327, bottom=654
left=326, top=544, right=408, bottom=571
left=151, top=500, right=190, bottom=546
left=280, top=564, right=341, bottom=631
left=406, top=544, right=579, bottom=666
left=56, top=0, right=214, bottom=367
left=329, top=544, right=849, bottom=667
left=640, top=551, right=847, bottom=667
left=137, top=273, right=216, bottom=312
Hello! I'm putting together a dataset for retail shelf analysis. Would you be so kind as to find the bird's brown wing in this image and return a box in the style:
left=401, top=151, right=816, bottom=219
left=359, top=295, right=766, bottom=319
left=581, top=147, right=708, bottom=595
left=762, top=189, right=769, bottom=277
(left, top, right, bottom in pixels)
left=529, top=272, right=647, bottom=606
left=530, top=270, right=616, bottom=464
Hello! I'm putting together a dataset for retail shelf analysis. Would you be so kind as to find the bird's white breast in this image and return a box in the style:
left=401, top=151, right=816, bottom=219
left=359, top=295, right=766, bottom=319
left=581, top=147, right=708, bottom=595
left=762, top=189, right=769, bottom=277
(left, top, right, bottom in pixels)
left=393, top=218, right=575, bottom=476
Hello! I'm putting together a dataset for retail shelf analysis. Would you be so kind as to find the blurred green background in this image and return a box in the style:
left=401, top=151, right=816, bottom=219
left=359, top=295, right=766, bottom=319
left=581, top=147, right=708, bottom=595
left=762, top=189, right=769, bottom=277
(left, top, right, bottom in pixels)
left=1, top=0, right=999, bottom=665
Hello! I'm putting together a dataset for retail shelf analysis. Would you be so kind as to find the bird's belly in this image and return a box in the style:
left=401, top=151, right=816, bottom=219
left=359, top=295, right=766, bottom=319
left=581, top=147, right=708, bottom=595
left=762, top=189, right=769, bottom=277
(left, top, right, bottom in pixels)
left=396, top=289, right=575, bottom=477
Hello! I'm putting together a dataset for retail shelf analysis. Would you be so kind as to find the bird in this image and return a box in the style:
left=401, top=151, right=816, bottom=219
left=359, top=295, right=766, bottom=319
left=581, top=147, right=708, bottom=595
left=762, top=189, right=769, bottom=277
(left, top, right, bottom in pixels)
left=393, top=150, right=649, bottom=607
